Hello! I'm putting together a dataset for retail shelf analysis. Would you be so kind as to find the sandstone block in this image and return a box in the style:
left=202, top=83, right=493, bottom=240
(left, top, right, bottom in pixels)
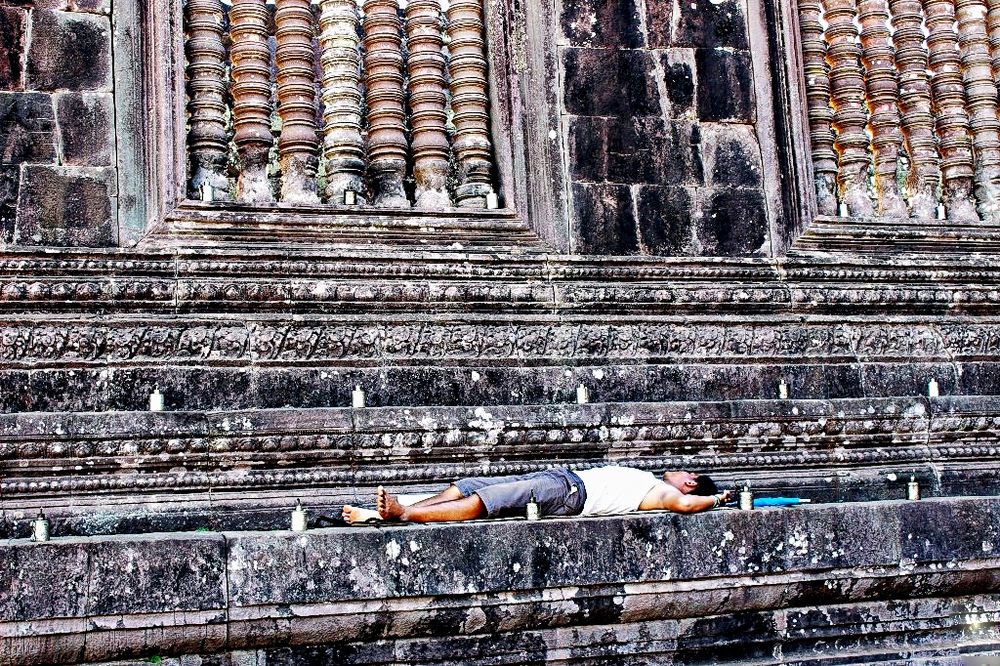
left=673, top=0, right=749, bottom=48
left=568, top=116, right=607, bottom=182
left=637, top=185, right=694, bottom=255
left=560, top=0, right=643, bottom=47
left=67, top=0, right=113, bottom=14
left=25, top=10, right=112, bottom=91
left=660, top=50, right=696, bottom=117
left=0, top=92, right=56, bottom=164
left=14, top=164, right=117, bottom=247
left=571, top=182, right=639, bottom=254
left=0, top=8, right=27, bottom=91
left=644, top=0, right=673, bottom=47
left=696, top=187, right=767, bottom=256
left=607, top=117, right=704, bottom=186
left=695, top=48, right=754, bottom=122
left=562, top=48, right=659, bottom=117
left=702, top=122, right=763, bottom=187
left=55, top=92, right=114, bottom=166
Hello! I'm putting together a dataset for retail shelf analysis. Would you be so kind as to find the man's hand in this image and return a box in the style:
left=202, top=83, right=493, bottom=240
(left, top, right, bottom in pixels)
left=718, top=489, right=735, bottom=504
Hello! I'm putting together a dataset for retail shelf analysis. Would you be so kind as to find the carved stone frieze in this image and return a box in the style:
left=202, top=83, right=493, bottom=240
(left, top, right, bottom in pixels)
left=6, top=396, right=1000, bottom=497
left=12, top=320, right=1000, bottom=366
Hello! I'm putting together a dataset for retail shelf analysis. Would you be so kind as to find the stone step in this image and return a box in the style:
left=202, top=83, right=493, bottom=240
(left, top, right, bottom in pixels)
left=3, top=396, right=1000, bottom=537
left=4, top=497, right=1000, bottom=665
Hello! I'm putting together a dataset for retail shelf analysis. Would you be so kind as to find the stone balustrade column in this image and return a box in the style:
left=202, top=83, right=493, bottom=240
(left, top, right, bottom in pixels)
left=922, top=0, right=979, bottom=220
left=230, top=0, right=275, bottom=204
left=797, top=0, right=838, bottom=216
left=889, top=0, right=940, bottom=218
left=988, top=0, right=1000, bottom=85
left=185, top=0, right=230, bottom=201
left=858, top=0, right=907, bottom=216
left=275, top=0, right=321, bottom=204
left=957, top=0, right=1000, bottom=222
left=407, top=0, right=452, bottom=209
left=319, top=0, right=367, bottom=205
left=822, top=0, right=875, bottom=216
left=447, top=0, right=494, bottom=208
left=363, top=0, right=410, bottom=207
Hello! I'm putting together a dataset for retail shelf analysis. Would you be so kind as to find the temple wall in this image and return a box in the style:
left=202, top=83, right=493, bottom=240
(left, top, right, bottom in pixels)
left=559, top=0, right=774, bottom=256
left=0, top=2, right=118, bottom=248
left=5, top=0, right=1000, bottom=664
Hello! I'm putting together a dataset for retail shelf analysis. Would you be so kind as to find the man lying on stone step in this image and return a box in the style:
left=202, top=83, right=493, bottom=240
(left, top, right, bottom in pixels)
left=341, top=466, right=731, bottom=524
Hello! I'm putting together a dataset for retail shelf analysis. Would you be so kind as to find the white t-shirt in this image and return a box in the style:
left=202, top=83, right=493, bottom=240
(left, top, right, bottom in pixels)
left=576, top=466, right=662, bottom=516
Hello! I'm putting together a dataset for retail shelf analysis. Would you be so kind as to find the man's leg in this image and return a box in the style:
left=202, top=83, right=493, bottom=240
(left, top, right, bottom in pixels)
left=342, top=484, right=465, bottom=524
left=377, top=485, right=486, bottom=522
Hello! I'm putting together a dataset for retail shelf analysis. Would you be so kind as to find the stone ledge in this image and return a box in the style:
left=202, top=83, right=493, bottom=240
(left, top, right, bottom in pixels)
left=792, top=216, right=1000, bottom=256
left=3, top=497, right=1000, bottom=664
left=5, top=396, right=1000, bottom=537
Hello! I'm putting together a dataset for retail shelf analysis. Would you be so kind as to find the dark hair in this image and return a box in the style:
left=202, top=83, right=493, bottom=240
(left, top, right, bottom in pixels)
left=691, top=474, right=718, bottom=496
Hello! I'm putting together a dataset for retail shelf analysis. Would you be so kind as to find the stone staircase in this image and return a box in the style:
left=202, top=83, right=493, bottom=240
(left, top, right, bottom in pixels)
left=6, top=245, right=1000, bottom=663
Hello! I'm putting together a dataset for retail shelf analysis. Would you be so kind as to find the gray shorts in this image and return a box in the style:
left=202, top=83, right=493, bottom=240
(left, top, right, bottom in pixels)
left=453, top=468, right=587, bottom=518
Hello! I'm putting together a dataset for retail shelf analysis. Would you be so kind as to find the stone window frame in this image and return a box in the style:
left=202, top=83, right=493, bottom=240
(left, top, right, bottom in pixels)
left=114, top=0, right=814, bottom=253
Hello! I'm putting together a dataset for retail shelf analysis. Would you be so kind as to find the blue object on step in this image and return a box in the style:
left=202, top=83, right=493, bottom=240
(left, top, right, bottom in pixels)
left=753, top=497, right=808, bottom=507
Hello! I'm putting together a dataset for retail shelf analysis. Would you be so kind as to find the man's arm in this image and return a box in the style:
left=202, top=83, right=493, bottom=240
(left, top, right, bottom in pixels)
left=639, top=485, right=733, bottom=514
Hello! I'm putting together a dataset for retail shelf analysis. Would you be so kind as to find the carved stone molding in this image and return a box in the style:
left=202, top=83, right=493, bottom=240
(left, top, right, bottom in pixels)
left=447, top=0, right=494, bottom=207
left=230, top=0, right=276, bottom=204
left=407, top=0, right=452, bottom=209
left=184, top=0, right=231, bottom=201
left=275, top=0, right=321, bottom=204
left=363, top=0, right=411, bottom=207
left=319, top=0, right=368, bottom=205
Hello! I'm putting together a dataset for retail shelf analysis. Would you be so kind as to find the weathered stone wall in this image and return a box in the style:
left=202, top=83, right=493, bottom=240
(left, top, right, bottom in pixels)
left=559, top=0, right=772, bottom=256
left=5, top=497, right=1000, bottom=664
left=0, top=1, right=117, bottom=248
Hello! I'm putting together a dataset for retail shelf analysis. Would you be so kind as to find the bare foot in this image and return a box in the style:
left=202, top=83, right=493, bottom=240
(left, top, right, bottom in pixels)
left=376, top=485, right=406, bottom=521
left=342, top=505, right=382, bottom=525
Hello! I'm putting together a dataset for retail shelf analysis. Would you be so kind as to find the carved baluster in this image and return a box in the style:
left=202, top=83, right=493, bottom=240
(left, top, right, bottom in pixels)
left=822, top=0, right=874, bottom=216
left=858, top=0, right=907, bottom=216
left=230, top=0, right=275, bottom=203
left=922, top=0, right=979, bottom=220
left=957, top=0, right=1000, bottom=222
left=363, top=0, right=410, bottom=207
left=797, top=0, right=838, bottom=216
left=319, top=0, right=367, bottom=205
left=185, top=0, right=230, bottom=201
left=274, top=0, right=321, bottom=203
left=407, top=0, right=452, bottom=208
left=447, top=0, right=494, bottom=208
left=989, top=0, right=1000, bottom=84
left=889, top=0, right=940, bottom=218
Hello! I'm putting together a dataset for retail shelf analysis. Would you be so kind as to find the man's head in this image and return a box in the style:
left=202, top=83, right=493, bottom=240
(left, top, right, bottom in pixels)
left=663, top=470, right=718, bottom=496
